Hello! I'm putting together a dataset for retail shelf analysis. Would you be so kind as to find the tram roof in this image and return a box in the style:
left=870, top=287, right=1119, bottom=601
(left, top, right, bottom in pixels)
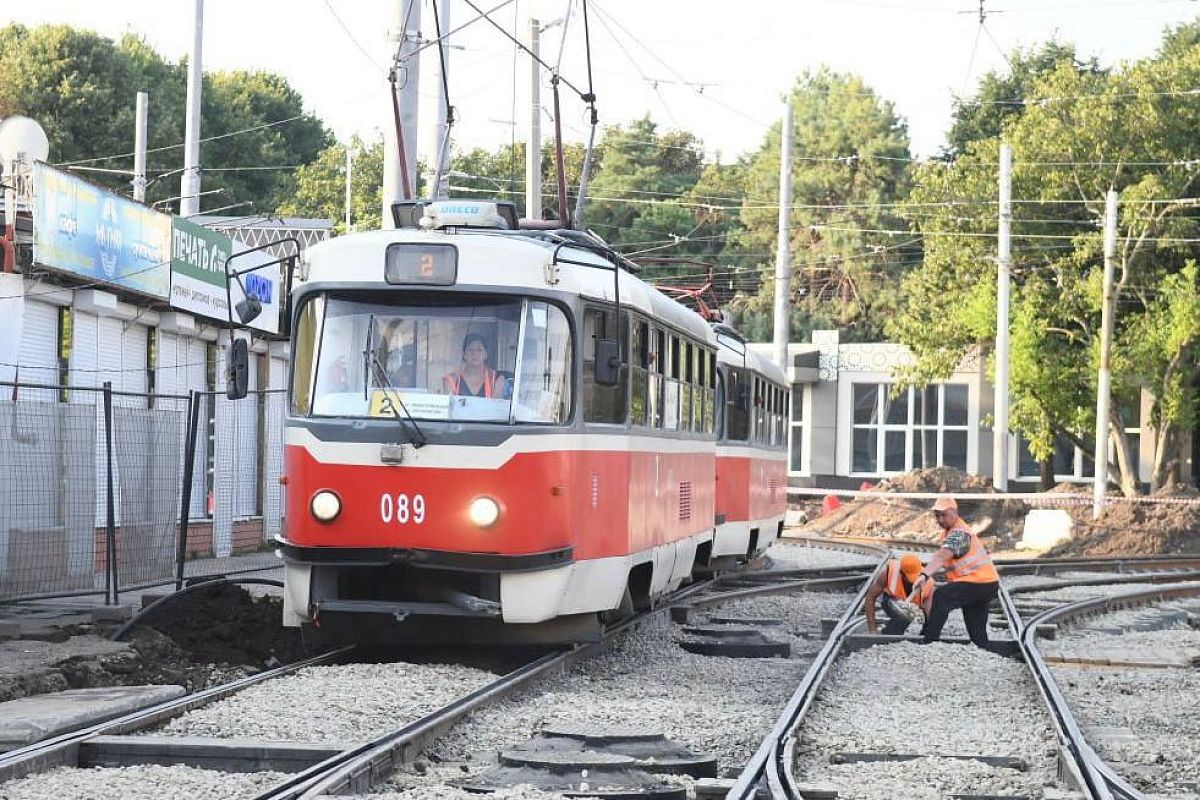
left=302, top=227, right=715, bottom=343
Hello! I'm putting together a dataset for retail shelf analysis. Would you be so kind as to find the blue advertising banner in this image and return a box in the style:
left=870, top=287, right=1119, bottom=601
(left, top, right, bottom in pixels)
left=32, top=163, right=172, bottom=299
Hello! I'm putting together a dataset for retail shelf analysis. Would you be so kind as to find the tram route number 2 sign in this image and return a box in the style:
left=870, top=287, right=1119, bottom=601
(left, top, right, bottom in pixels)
left=368, top=389, right=451, bottom=420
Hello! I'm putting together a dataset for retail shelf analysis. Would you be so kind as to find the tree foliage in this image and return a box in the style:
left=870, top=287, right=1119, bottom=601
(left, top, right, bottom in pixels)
left=943, top=41, right=1101, bottom=158
left=728, top=70, right=914, bottom=342
left=890, top=28, right=1200, bottom=493
left=0, top=23, right=331, bottom=214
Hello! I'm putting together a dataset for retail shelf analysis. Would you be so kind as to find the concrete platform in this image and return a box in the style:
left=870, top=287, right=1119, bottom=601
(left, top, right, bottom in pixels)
left=0, top=684, right=185, bottom=751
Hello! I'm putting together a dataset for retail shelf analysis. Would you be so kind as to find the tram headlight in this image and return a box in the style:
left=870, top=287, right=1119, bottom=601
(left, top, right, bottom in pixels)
left=467, top=496, right=501, bottom=528
left=310, top=490, right=342, bottom=523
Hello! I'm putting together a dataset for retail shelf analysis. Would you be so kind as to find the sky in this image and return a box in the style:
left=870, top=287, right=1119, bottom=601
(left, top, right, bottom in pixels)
left=7, top=0, right=1200, bottom=167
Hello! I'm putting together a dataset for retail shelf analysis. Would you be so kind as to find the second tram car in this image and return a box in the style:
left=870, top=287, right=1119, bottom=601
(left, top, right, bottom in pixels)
left=275, top=201, right=788, bottom=643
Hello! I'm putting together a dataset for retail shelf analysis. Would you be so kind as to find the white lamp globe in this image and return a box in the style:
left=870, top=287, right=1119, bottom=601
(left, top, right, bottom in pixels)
left=0, top=116, right=50, bottom=164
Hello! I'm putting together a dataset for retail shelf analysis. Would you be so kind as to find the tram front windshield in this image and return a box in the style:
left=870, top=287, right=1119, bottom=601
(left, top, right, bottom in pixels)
left=292, top=294, right=573, bottom=425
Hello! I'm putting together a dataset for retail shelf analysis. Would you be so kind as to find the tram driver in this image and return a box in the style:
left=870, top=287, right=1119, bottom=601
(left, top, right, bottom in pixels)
left=442, top=333, right=509, bottom=399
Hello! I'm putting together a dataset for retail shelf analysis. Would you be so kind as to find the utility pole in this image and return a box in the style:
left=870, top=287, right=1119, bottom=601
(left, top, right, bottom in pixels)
left=427, top=0, right=451, bottom=201
left=180, top=0, right=204, bottom=216
left=344, top=145, right=354, bottom=232
left=382, top=0, right=421, bottom=228
left=133, top=91, right=149, bottom=203
left=525, top=18, right=542, bottom=221
left=772, top=101, right=794, bottom=371
left=993, top=143, right=1012, bottom=490
left=1093, top=189, right=1119, bottom=519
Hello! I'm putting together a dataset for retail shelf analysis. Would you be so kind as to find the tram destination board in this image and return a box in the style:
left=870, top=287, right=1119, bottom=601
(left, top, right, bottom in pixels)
left=385, top=242, right=457, bottom=285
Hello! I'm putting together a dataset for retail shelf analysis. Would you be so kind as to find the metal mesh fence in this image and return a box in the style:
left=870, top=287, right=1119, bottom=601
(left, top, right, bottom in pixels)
left=0, top=382, right=286, bottom=602
left=112, top=401, right=187, bottom=590
left=0, top=395, right=98, bottom=601
left=182, top=390, right=284, bottom=579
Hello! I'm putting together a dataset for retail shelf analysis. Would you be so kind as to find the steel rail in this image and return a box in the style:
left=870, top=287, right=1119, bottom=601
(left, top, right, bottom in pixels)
left=0, top=645, right=354, bottom=784
left=265, top=576, right=720, bottom=799
left=1011, top=581, right=1200, bottom=800
left=726, top=559, right=887, bottom=800
left=277, top=566, right=882, bottom=799
left=1008, top=569, right=1200, bottom=596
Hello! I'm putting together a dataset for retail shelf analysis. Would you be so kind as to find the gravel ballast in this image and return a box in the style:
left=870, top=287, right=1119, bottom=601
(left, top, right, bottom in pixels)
left=792, top=641, right=1059, bottom=800
left=156, top=661, right=498, bottom=743
left=1052, top=665, right=1200, bottom=795
left=765, top=541, right=878, bottom=570
left=0, top=765, right=286, bottom=800
left=373, top=589, right=855, bottom=794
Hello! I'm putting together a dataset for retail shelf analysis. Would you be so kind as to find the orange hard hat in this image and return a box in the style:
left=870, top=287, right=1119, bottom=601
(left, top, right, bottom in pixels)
left=931, top=497, right=958, bottom=513
left=898, top=554, right=923, bottom=581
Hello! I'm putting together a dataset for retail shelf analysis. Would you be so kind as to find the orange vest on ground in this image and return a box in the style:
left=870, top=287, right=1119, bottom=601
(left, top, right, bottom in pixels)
left=942, top=526, right=1000, bottom=583
left=446, top=369, right=497, bottom=398
left=885, top=559, right=934, bottom=611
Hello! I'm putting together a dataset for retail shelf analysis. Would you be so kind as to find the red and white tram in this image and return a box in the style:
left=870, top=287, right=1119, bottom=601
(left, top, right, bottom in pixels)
left=276, top=201, right=787, bottom=643
left=711, top=327, right=789, bottom=566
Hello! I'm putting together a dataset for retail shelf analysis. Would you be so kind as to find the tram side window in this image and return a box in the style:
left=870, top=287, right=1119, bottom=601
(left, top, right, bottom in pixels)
left=583, top=308, right=628, bottom=424
left=679, top=341, right=693, bottom=432
left=663, top=334, right=680, bottom=430
left=777, top=386, right=787, bottom=449
left=290, top=296, right=324, bottom=415
left=649, top=327, right=664, bottom=428
left=714, top=369, right=725, bottom=439
left=629, top=319, right=649, bottom=426
left=725, top=368, right=750, bottom=441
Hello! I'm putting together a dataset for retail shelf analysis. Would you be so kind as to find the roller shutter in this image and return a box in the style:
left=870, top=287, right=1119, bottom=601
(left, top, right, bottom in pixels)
left=18, top=301, right=59, bottom=400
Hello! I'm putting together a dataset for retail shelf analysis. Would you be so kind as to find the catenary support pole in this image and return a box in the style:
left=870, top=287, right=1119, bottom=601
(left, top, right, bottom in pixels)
left=180, top=0, right=204, bottom=216
left=133, top=91, right=148, bottom=203
left=525, top=18, right=542, bottom=221
left=772, top=101, right=794, bottom=371
left=1093, top=190, right=1119, bottom=519
left=383, top=0, right=421, bottom=227
left=993, top=143, right=1012, bottom=490
left=429, top=0, right=452, bottom=200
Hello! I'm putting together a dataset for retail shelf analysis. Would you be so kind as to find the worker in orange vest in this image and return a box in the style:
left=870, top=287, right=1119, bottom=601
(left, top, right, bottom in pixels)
left=864, top=554, right=935, bottom=635
left=907, top=496, right=1000, bottom=649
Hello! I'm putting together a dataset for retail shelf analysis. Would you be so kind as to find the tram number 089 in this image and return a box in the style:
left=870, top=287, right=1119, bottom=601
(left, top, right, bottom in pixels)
left=380, top=493, right=426, bottom=524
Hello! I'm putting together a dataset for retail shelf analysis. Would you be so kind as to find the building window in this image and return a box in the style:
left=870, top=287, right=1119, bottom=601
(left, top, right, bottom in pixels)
left=789, top=385, right=806, bottom=473
left=1015, top=397, right=1140, bottom=482
left=851, top=382, right=971, bottom=476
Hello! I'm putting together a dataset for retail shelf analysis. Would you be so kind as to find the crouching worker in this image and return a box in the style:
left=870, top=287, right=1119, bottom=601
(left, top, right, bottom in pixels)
left=912, top=496, right=1001, bottom=649
left=864, top=554, right=934, bottom=635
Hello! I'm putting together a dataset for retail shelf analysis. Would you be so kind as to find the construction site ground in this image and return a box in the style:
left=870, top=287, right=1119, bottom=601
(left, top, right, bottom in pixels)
left=793, top=467, right=1200, bottom=557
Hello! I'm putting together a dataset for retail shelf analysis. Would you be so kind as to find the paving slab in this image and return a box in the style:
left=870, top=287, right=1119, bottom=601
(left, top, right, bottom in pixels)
left=0, top=684, right=185, bottom=750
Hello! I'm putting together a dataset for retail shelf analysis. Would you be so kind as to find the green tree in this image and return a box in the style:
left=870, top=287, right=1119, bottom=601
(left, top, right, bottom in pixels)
left=279, top=135, right=384, bottom=233
left=944, top=41, right=1100, bottom=158
left=728, top=69, right=914, bottom=342
left=583, top=117, right=705, bottom=255
left=890, top=38, right=1200, bottom=494
left=0, top=24, right=331, bottom=214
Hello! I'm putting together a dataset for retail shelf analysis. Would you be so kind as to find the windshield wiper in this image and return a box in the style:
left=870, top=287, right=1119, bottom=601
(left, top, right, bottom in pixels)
left=364, top=315, right=428, bottom=448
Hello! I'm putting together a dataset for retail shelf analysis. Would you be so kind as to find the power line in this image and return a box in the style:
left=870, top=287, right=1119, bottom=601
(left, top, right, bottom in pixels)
left=321, top=0, right=387, bottom=73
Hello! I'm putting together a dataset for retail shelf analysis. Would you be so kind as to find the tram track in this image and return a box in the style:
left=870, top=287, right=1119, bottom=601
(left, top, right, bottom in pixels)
left=280, top=545, right=879, bottom=799
left=728, top=538, right=1200, bottom=800
left=1, top=547, right=838, bottom=800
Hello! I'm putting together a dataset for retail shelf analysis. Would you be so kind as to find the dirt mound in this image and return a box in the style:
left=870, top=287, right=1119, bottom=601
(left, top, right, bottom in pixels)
left=875, top=467, right=996, bottom=494
left=1048, top=493, right=1200, bottom=557
left=798, top=468, right=1030, bottom=548
left=137, top=581, right=314, bottom=669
